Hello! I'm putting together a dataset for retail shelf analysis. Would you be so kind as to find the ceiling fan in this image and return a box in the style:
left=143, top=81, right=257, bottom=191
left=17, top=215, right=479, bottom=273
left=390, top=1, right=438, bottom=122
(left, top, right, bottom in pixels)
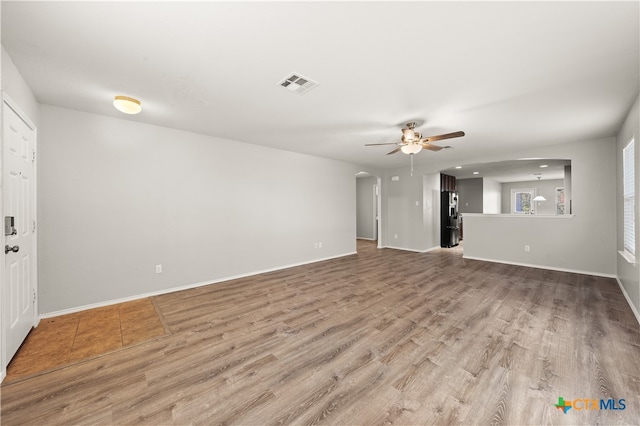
left=365, top=122, right=465, bottom=155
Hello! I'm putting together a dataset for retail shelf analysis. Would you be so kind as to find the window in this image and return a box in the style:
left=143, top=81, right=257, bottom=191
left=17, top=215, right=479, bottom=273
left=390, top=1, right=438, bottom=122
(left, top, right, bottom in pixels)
left=623, top=138, right=635, bottom=255
left=511, top=188, right=534, bottom=214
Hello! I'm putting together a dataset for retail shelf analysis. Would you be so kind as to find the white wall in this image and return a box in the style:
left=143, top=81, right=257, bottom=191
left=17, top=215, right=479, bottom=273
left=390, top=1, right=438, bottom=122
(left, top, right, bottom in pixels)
left=38, top=105, right=359, bottom=314
left=617, top=93, right=639, bottom=319
left=356, top=176, right=376, bottom=240
left=482, top=178, right=501, bottom=214
left=1, top=47, right=39, bottom=125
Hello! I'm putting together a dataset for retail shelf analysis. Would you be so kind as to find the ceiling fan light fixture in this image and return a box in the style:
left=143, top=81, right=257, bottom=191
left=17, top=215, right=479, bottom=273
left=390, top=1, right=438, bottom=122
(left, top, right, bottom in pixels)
left=113, top=95, right=142, bottom=114
left=402, top=128, right=415, bottom=141
left=401, top=143, right=422, bottom=154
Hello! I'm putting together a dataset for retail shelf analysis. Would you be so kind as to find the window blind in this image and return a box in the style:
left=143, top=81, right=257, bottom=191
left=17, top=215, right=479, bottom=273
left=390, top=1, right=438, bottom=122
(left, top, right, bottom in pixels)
left=623, top=139, right=635, bottom=255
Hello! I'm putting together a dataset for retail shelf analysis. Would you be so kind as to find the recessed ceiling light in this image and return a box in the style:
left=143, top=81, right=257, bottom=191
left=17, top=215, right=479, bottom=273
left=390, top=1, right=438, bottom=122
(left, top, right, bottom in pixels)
left=455, top=166, right=462, bottom=169
left=540, top=164, right=548, bottom=168
left=113, top=95, right=142, bottom=114
left=473, top=171, right=479, bottom=175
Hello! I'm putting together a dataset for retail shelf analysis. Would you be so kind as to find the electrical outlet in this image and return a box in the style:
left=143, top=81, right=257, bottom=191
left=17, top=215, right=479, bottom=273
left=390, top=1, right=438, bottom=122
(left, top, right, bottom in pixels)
left=524, top=245, right=530, bottom=252
left=318, top=242, right=322, bottom=248
left=314, top=242, right=318, bottom=249
left=394, top=234, right=398, bottom=239
left=155, top=265, right=162, bottom=273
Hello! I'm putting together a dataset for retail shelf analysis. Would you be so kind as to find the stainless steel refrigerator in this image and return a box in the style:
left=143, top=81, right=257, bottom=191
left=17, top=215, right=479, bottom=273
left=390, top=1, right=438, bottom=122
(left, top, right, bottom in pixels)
left=441, top=191, right=460, bottom=248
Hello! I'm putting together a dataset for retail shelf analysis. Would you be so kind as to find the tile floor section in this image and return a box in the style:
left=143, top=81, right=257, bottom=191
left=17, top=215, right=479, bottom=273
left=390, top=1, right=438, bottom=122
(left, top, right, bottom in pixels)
left=5, top=298, right=167, bottom=382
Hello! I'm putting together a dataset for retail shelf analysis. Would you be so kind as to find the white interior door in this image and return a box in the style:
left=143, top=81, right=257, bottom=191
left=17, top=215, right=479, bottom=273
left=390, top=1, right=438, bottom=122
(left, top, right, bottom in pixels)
left=3, top=99, right=37, bottom=363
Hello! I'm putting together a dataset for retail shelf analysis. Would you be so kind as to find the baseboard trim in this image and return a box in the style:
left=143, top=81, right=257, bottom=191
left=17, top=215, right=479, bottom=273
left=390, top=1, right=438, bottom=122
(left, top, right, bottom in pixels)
left=462, top=255, right=617, bottom=279
left=423, top=245, right=442, bottom=253
left=40, top=251, right=357, bottom=319
left=383, top=245, right=441, bottom=254
left=616, top=277, right=640, bottom=326
left=356, top=237, right=377, bottom=241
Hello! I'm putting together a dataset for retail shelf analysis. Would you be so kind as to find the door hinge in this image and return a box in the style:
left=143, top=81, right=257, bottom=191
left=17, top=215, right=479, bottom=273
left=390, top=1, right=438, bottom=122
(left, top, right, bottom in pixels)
left=33, top=288, right=37, bottom=303
left=32, top=220, right=36, bottom=233
left=32, top=150, right=36, bottom=163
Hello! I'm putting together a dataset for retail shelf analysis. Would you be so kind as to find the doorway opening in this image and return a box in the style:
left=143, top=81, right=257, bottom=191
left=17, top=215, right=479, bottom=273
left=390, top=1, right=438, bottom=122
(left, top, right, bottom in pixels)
left=355, top=172, right=382, bottom=249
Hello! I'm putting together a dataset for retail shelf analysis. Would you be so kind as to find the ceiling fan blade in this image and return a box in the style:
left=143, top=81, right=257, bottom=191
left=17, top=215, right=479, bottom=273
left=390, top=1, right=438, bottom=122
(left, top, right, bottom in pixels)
left=421, top=143, right=443, bottom=151
left=423, top=131, right=465, bottom=142
left=387, top=147, right=402, bottom=155
left=364, top=142, right=401, bottom=146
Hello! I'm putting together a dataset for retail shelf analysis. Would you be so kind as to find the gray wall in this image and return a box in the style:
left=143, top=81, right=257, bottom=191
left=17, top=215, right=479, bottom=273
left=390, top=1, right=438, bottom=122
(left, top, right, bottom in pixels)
left=564, top=165, right=572, bottom=214
left=2, top=45, right=637, bottom=326
left=457, top=177, right=501, bottom=214
left=457, top=178, right=483, bottom=213
left=617, top=93, right=639, bottom=318
left=382, top=136, right=617, bottom=276
left=422, top=173, right=440, bottom=251
left=1, top=17, right=4, bottom=382
left=356, top=176, right=376, bottom=240
left=501, top=179, right=564, bottom=215
left=384, top=170, right=442, bottom=252
left=462, top=137, right=617, bottom=276
left=38, top=105, right=358, bottom=314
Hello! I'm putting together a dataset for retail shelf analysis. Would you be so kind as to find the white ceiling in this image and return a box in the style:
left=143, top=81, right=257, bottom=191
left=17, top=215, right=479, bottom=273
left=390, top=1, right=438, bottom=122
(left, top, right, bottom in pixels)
left=2, top=1, right=638, bottom=170
left=441, top=158, right=570, bottom=183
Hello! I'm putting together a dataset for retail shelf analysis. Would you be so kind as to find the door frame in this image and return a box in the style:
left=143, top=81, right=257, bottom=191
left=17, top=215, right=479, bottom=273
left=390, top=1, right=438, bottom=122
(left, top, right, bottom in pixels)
left=356, top=172, right=383, bottom=248
left=374, top=177, right=382, bottom=248
left=1, top=93, right=39, bottom=381
left=372, top=184, right=378, bottom=242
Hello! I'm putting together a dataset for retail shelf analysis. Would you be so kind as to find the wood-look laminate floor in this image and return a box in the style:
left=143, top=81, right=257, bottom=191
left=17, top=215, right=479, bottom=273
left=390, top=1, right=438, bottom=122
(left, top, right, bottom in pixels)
left=2, top=240, right=639, bottom=425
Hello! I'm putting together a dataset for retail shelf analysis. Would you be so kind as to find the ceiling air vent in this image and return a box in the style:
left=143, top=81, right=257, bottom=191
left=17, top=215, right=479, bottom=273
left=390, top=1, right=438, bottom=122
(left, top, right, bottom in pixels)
left=278, top=72, right=319, bottom=95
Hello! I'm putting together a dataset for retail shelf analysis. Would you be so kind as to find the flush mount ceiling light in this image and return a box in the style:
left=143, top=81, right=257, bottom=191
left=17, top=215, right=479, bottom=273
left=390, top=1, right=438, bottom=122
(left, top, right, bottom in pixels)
left=113, top=95, right=142, bottom=114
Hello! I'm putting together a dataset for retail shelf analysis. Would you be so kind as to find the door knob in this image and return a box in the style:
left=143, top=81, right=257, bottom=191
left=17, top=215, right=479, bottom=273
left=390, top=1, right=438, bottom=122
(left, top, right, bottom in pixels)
left=5, top=245, right=19, bottom=254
